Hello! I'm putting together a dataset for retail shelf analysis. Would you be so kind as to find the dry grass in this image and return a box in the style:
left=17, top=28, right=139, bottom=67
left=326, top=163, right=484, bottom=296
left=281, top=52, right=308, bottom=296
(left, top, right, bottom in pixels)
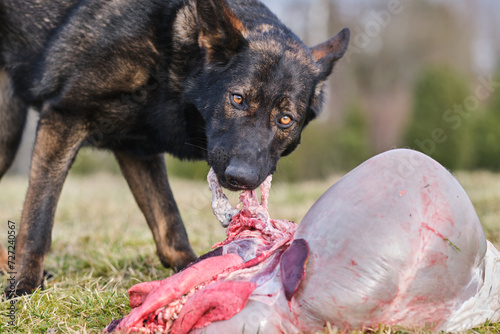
left=0, top=170, right=499, bottom=333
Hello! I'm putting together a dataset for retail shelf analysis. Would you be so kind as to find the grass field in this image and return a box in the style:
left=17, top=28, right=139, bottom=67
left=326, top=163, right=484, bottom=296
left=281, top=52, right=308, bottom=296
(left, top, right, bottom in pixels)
left=0, top=170, right=499, bottom=333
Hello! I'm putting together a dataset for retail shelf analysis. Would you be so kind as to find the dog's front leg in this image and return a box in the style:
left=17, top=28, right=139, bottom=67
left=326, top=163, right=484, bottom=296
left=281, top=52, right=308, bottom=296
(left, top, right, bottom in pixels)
left=7, top=110, right=86, bottom=297
left=114, top=151, right=197, bottom=271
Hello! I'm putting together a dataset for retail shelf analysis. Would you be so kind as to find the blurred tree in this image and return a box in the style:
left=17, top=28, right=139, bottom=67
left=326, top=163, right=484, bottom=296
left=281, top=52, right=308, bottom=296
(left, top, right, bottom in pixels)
left=335, top=0, right=476, bottom=153
left=403, top=66, right=471, bottom=169
left=332, top=102, right=373, bottom=170
left=471, top=71, right=500, bottom=170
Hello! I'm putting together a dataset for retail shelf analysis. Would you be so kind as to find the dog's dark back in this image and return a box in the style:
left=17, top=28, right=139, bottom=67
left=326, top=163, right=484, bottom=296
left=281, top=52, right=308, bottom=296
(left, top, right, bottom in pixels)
left=1, top=0, right=166, bottom=103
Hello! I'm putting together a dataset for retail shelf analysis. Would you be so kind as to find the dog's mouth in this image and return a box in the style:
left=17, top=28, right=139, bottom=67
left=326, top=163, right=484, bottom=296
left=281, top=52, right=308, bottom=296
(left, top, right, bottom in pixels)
left=214, top=171, right=268, bottom=192
left=207, top=168, right=273, bottom=228
left=209, top=163, right=265, bottom=191
left=218, top=177, right=256, bottom=191
left=207, top=147, right=271, bottom=191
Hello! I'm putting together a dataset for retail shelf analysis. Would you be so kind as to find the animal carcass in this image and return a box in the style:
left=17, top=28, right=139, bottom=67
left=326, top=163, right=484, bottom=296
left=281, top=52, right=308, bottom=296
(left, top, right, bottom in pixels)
left=106, top=149, right=500, bottom=333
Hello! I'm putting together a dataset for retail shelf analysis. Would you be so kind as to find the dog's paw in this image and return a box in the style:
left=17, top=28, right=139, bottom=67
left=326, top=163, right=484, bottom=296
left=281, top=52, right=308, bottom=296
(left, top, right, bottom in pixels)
left=160, top=249, right=198, bottom=273
left=3, top=278, right=46, bottom=299
left=43, top=270, right=54, bottom=281
left=4, top=286, right=32, bottom=299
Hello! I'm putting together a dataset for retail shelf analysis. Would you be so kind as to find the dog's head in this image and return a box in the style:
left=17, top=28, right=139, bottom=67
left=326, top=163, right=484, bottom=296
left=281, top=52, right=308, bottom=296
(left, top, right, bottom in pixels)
left=186, top=0, right=349, bottom=190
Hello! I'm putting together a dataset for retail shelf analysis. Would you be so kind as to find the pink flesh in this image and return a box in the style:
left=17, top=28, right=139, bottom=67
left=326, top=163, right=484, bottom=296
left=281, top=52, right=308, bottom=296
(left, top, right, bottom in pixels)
left=129, top=280, right=162, bottom=308
left=116, top=253, right=244, bottom=331
left=170, top=281, right=257, bottom=334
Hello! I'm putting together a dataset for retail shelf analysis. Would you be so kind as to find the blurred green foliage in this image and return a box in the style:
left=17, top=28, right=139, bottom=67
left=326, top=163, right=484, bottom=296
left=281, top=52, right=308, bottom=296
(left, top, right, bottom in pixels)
left=165, top=156, right=210, bottom=180
left=471, top=72, right=500, bottom=170
left=70, top=148, right=120, bottom=175
left=403, top=66, right=472, bottom=169
left=404, top=68, right=500, bottom=171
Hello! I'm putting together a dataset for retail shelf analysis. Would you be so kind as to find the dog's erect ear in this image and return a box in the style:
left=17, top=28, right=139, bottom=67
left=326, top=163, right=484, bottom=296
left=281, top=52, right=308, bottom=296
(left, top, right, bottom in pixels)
left=196, top=0, right=247, bottom=64
left=305, top=28, right=350, bottom=125
left=310, top=28, right=350, bottom=81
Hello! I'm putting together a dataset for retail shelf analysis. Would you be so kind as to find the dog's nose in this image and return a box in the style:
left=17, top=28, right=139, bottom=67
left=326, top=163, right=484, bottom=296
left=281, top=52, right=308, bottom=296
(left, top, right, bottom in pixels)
left=225, top=164, right=259, bottom=189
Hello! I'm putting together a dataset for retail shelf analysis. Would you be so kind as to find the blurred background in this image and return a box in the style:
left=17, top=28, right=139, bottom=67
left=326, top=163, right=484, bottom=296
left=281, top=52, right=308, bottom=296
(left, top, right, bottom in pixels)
left=7, top=0, right=500, bottom=182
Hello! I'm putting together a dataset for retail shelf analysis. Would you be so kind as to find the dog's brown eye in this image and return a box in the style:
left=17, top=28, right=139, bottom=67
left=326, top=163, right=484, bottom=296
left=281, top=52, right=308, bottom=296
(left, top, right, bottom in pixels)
left=232, top=94, right=243, bottom=104
left=280, top=116, right=292, bottom=125
left=278, top=115, right=293, bottom=127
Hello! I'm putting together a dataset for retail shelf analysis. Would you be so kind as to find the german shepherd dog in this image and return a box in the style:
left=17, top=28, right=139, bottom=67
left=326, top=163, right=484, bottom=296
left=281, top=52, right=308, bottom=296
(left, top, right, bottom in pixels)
left=0, top=0, right=349, bottom=296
